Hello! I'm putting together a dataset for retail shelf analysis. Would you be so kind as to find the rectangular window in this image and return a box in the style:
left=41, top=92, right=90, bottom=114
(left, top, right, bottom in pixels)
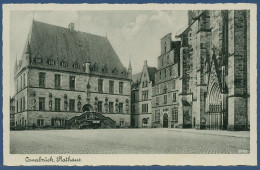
left=170, top=65, right=173, bottom=76
left=131, top=92, right=136, bottom=102
left=16, top=100, right=18, bottom=113
left=37, top=119, right=44, bottom=127
left=119, top=103, right=123, bottom=113
left=55, top=98, right=61, bottom=111
left=98, top=101, right=103, bottom=112
left=164, top=95, right=167, bottom=104
left=21, top=76, right=23, bottom=89
left=55, top=74, right=61, bottom=88
left=172, top=107, right=178, bottom=123
left=39, top=97, right=45, bottom=111
left=16, top=79, right=18, bottom=92
left=172, top=79, right=176, bottom=89
left=156, top=97, right=159, bottom=105
left=119, top=82, right=124, bottom=94
left=39, top=72, right=45, bottom=87
left=70, top=76, right=75, bottom=90
left=131, top=105, right=135, bottom=114
left=142, top=90, right=148, bottom=101
left=109, top=81, right=114, bottom=94
left=109, top=102, right=114, bottom=113
left=23, top=97, right=25, bottom=111
left=173, top=92, right=177, bottom=102
left=164, top=69, right=167, bottom=78
left=23, top=73, right=26, bottom=88
left=155, top=110, right=160, bottom=123
left=142, top=104, right=148, bottom=113
left=120, top=121, right=125, bottom=126
left=20, top=98, right=22, bottom=112
left=69, top=99, right=75, bottom=112
left=98, top=79, right=103, bottom=92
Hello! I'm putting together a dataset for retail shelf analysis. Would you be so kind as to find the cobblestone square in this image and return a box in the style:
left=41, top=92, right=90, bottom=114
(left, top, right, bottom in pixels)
left=10, top=129, right=250, bottom=154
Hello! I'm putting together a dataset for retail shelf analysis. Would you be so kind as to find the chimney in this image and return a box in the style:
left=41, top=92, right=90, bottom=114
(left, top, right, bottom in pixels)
left=68, top=23, right=75, bottom=32
left=85, top=62, right=90, bottom=73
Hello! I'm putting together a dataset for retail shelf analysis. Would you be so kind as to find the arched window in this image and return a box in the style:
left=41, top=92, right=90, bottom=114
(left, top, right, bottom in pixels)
left=142, top=118, right=148, bottom=127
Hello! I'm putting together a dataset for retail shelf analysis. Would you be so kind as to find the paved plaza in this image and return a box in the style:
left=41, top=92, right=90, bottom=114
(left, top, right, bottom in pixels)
left=10, top=129, right=250, bottom=154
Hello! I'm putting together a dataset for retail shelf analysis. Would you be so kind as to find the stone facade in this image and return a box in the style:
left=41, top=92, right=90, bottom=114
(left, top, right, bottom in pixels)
left=131, top=61, right=157, bottom=128
left=13, top=21, right=131, bottom=129
left=10, top=97, right=15, bottom=129
left=152, top=34, right=182, bottom=128
left=175, top=10, right=250, bottom=131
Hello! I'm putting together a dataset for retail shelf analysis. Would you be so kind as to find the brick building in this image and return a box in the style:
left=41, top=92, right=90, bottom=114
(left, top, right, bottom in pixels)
left=151, top=33, right=181, bottom=128
left=131, top=60, right=157, bottom=128
left=175, top=10, right=250, bottom=131
left=13, top=20, right=131, bottom=129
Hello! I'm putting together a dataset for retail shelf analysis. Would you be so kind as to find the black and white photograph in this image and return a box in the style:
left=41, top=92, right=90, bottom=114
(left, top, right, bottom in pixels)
left=2, top=3, right=257, bottom=166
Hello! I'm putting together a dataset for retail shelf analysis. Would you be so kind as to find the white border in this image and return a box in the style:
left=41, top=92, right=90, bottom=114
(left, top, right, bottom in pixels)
left=2, top=3, right=257, bottom=166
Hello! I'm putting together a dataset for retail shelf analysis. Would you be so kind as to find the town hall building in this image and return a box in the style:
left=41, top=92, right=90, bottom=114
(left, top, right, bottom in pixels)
left=13, top=20, right=132, bottom=129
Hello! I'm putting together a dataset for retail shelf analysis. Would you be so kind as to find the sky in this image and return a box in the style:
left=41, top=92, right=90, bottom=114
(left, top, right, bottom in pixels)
left=10, top=10, right=188, bottom=96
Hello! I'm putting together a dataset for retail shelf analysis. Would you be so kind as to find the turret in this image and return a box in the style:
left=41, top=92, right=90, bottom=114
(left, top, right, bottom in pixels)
left=14, top=57, right=18, bottom=73
left=128, top=61, right=132, bottom=80
left=25, top=41, right=32, bottom=65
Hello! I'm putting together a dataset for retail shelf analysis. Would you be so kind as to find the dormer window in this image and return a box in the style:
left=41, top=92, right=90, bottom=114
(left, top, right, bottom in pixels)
left=35, top=55, right=42, bottom=64
left=112, top=67, right=118, bottom=75
left=47, top=56, right=56, bottom=65
left=60, top=61, right=68, bottom=67
left=92, top=63, right=98, bottom=71
left=102, top=65, right=108, bottom=73
left=73, top=60, right=80, bottom=69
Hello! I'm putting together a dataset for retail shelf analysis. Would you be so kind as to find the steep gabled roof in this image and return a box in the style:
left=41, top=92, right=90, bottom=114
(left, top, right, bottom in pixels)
left=132, top=72, right=142, bottom=83
left=19, top=20, right=128, bottom=79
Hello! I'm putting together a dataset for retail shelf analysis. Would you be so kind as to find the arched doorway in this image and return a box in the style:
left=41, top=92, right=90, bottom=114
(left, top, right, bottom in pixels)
left=82, top=104, right=94, bottom=112
left=163, top=113, right=168, bottom=128
left=207, top=81, right=224, bottom=130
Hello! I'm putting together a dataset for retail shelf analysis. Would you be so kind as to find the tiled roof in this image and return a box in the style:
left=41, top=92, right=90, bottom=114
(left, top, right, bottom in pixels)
left=19, top=20, right=129, bottom=79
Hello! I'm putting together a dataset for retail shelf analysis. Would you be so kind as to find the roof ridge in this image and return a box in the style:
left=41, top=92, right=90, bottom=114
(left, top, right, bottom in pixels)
left=33, top=20, right=107, bottom=39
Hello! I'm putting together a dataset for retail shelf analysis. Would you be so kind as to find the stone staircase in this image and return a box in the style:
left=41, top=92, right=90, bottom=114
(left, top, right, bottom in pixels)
left=65, top=112, right=116, bottom=129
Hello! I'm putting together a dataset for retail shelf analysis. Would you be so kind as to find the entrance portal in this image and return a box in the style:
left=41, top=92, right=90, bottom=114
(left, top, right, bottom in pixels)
left=82, top=104, right=94, bottom=112
left=163, top=113, right=168, bottom=128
